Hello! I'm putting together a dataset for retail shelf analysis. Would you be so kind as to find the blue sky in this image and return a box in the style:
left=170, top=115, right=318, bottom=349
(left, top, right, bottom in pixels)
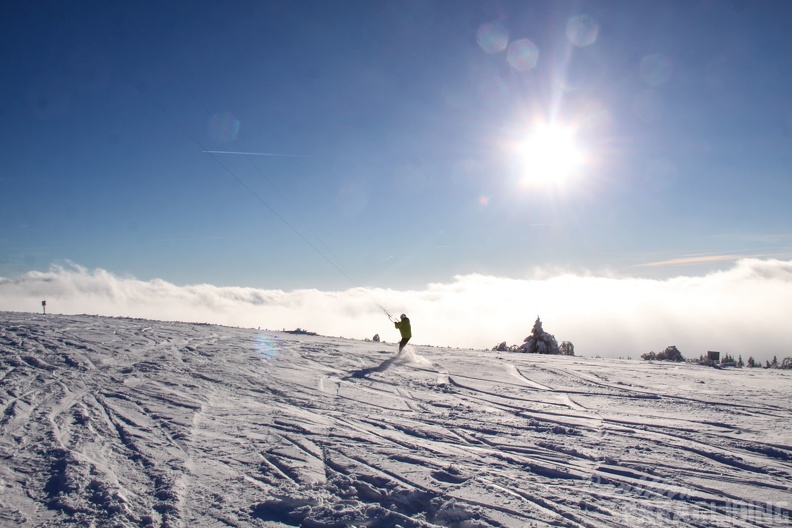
left=3, top=0, right=792, bottom=351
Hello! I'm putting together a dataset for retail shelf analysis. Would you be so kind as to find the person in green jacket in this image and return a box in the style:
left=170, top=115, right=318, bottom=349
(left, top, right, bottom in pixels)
left=394, top=313, right=411, bottom=353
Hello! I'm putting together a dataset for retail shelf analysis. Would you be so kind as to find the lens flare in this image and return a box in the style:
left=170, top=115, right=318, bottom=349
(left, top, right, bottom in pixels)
left=476, top=21, right=509, bottom=54
left=566, top=15, right=599, bottom=47
left=507, top=39, right=539, bottom=72
left=254, top=334, right=281, bottom=360
left=208, top=111, right=240, bottom=144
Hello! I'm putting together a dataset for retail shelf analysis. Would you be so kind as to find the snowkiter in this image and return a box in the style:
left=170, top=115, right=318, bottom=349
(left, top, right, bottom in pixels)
left=394, top=314, right=411, bottom=353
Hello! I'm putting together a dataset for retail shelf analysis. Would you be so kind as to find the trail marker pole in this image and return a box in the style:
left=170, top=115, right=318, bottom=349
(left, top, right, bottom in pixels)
left=42, top=300, right=46, bottom=315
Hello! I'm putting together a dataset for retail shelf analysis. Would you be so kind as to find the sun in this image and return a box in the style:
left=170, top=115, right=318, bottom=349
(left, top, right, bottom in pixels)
left=516, top=123, right=584, bottom=187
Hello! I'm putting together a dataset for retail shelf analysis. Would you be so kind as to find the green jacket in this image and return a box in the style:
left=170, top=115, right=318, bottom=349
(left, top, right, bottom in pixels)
left=395, top=318, right=411, bottom=339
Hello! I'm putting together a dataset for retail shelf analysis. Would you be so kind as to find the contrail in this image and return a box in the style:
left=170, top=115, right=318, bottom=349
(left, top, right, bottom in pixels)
left=203, top=150, right=325, bottom=159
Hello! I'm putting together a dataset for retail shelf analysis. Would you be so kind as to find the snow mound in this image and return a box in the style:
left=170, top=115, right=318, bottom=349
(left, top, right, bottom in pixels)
left=393, top=345, right=433, bottom=367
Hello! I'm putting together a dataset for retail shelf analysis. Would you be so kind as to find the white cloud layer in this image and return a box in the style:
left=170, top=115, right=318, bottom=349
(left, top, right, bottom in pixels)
left=2, top=259, right=792, bottom=362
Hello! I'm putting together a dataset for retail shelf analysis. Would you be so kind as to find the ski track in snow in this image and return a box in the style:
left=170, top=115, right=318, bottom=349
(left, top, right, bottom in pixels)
left=1, top=312, right=791, bottom=527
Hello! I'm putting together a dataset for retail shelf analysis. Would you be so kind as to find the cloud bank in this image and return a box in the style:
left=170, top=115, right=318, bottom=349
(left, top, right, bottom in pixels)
left=2, top=260, right=792, bottom=362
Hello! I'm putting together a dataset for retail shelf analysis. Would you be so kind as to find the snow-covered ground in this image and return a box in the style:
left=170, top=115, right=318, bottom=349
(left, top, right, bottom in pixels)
left=1, top=312, right=790, bottom=527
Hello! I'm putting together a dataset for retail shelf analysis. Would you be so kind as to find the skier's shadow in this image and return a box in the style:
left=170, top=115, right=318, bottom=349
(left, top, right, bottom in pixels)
left=344, top=353, right=399, bottom=380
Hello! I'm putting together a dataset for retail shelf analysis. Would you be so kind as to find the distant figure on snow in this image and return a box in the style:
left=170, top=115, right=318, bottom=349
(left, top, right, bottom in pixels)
left=394, top=314, right=411, bottom=353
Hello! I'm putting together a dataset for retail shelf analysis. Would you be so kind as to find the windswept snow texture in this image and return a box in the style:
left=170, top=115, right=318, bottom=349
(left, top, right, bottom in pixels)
left=1, top=312, right=790, bottom=528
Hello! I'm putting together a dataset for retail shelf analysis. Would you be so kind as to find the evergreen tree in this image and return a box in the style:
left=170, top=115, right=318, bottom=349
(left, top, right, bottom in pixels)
left=642, top=346, right=684, bottom=362
left=721, top=353, right=736, bottom=366
left=519, top=316, right=560, bottom=355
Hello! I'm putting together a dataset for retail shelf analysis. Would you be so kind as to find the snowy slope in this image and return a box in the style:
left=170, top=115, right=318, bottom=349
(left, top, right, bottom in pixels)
left=1, top=312, right=790, bottom=527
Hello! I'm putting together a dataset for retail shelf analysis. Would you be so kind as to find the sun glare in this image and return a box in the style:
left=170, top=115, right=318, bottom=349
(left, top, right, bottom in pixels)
left=516, top=124, right=584, bottom=187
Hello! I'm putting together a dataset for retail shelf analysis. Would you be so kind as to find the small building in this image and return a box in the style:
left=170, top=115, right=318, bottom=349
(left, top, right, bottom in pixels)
left=707, top=351, right=720, bottom=363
